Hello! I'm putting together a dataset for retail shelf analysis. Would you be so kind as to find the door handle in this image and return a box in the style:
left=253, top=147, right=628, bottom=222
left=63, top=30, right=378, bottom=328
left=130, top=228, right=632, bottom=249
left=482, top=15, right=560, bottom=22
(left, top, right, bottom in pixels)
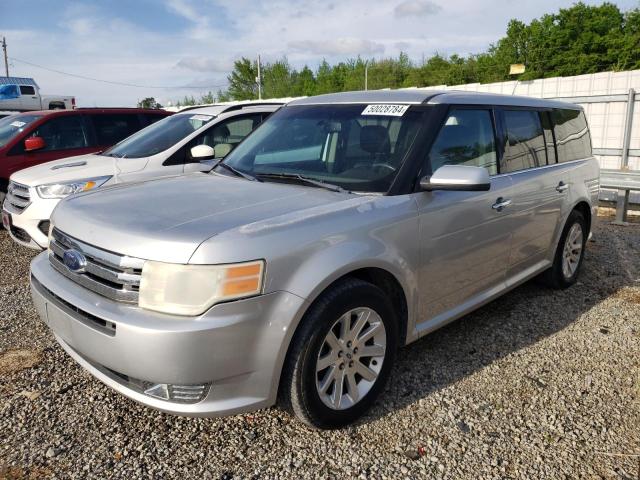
left=556, top=181, right=569, bottom=193
left=492, top=197, right=512, bottom=212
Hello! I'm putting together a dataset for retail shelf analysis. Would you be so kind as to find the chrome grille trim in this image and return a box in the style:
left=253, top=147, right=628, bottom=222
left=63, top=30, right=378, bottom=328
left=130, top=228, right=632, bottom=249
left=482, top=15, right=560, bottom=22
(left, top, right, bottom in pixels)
left=4, top=181, right=31, bottom=213
left=49, top=228, right=143, bottom=304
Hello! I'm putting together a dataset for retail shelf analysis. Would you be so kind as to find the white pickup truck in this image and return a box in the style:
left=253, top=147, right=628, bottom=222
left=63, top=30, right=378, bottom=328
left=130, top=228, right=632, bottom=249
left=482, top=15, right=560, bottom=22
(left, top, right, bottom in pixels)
left=0, top=77, right=75, bottom=111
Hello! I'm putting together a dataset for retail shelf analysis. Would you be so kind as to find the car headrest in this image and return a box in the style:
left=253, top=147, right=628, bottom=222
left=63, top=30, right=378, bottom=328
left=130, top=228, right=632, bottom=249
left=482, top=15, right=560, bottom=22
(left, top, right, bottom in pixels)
left=214, top=125, right=231, bottom=140
left=360, top=125, right=390, bottom=155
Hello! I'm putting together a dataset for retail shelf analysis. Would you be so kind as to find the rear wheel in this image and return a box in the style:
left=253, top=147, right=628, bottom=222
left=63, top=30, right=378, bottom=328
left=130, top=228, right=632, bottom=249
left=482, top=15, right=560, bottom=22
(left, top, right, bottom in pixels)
left=279, top=278, right=398, bottom=429
left=540, top=210, right=587, bottom=289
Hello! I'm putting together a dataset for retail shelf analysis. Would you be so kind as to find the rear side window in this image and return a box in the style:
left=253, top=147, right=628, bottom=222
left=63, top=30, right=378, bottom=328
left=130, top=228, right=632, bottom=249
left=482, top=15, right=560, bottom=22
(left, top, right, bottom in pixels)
left=19, top=85, right=36, bottom=95
left=552, top=109, right=591, bottom=163
left=33, top=115, right=89, bottom=151
left=501, top=110, right=546, bottom=173
left=428, top=109, right=497, bottom=175
left=91, top=114, right=142, bottom=146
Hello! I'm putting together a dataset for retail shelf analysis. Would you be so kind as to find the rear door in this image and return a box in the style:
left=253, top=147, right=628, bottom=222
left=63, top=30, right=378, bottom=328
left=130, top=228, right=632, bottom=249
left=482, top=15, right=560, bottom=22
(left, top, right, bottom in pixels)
left=414, top=107, right=515, bottom=333
left=497, top=108, right=565, bottom=278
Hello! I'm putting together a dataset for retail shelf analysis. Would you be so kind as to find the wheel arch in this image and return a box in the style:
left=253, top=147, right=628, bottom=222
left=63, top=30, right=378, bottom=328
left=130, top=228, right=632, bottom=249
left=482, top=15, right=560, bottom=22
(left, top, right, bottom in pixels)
left=572, top=200, right=592, bottom=235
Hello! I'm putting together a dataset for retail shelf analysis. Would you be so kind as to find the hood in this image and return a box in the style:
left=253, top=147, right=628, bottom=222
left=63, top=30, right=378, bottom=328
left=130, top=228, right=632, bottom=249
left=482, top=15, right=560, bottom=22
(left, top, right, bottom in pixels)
left=51, top=173, right=353, bottom=263
left=10, top=153, right=118, bottom=187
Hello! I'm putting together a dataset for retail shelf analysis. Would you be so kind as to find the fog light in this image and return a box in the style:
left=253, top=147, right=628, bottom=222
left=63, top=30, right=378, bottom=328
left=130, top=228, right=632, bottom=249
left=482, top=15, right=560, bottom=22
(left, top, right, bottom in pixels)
left=143, top=383, right=209, bottom=403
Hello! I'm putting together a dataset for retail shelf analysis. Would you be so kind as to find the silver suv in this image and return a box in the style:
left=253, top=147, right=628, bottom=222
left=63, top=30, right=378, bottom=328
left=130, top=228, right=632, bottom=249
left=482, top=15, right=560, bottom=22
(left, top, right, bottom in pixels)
left=30, top=90, right=599, bottom=428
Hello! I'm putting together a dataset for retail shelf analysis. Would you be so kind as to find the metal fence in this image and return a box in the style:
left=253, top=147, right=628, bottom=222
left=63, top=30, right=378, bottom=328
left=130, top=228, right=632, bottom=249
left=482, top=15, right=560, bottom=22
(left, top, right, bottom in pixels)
left=416, top=69, right=640, bottom=204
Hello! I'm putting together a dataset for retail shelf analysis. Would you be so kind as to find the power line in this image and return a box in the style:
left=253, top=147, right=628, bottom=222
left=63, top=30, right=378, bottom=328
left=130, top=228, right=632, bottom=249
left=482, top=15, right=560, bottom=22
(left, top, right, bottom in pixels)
left=9, top=57, right=228, bottom=90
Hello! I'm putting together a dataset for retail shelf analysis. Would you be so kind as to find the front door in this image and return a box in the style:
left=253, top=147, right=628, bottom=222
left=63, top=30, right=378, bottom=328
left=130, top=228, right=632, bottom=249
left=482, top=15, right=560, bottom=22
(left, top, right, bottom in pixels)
left=414, top=107, right=516, bottom=336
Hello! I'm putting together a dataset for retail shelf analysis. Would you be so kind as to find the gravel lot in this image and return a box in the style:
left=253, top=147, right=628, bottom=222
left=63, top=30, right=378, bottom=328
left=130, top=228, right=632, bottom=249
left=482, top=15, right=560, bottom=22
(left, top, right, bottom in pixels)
left=1, top=213, right=638, bottom=479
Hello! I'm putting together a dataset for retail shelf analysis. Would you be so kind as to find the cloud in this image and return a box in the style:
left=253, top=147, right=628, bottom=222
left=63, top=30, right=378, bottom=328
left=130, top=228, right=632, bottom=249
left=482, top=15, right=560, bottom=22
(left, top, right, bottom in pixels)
left=176, top=57, right=234, bottom=72
left=288, top=38, right=385, bottom=55
left=394, top=0, right=441, bottom=18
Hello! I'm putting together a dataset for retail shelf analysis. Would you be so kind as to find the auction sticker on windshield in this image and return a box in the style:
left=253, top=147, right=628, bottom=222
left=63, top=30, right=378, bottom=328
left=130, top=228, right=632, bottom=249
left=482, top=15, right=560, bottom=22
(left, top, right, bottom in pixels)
left=361, top=104, right=409, bottom=116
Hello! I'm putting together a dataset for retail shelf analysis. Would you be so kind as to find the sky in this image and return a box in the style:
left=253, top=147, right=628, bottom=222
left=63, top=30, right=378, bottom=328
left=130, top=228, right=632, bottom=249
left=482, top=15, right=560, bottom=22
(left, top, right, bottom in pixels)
left=1, top=0, right=637, bottom=107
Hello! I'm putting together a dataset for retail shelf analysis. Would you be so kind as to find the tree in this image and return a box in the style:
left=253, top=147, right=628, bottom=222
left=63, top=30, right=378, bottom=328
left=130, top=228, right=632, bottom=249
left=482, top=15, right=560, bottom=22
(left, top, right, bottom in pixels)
left=226, top=57, right=259, bottom=100
left=212, top=3, right=640, bottom=100
left=137, top=97, right=162, bottom=109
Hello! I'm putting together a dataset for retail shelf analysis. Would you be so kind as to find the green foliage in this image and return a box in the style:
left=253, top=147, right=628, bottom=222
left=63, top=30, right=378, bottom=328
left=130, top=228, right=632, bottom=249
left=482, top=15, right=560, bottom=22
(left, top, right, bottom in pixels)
left=137, top=97, right=163, bottom=109
left=216, top=2, right=640, bottom=100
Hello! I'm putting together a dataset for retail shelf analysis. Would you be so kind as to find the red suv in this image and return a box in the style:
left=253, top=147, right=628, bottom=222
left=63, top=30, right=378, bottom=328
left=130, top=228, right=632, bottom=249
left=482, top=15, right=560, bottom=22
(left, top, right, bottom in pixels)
left=0, top=108, right=171, bottom=203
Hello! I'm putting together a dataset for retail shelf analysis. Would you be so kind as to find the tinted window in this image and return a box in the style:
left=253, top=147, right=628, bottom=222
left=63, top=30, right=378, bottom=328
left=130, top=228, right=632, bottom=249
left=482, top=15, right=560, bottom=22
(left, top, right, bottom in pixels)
left=143, top=113, right=166, bottom=126
left=0, top=114, right=42, bottom=148
left=502, top=110, right=545, bottom=173
left=429, top=109, right=497, bottom=175
left=19, top=85, right=35, bottom=95
left=222, top=105, right=424, bottom=193
left=91, top=114, right=141, bottom=146
left=33, top=115, right=88, bottom=151
left=552, top=109, right=591, bottom=163
left=540, top=111, right=556, bottom=164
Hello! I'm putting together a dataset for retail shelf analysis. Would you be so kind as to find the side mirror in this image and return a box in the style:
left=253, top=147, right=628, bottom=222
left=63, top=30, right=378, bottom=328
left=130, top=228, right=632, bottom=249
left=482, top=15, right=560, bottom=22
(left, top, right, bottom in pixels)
left=25, top=136, right=46, bottom=152
left=213, top=143, right=232, bottom=159
left=420, top=165, right=490, bottom=192
left=190, top=144, right=215, bottom=161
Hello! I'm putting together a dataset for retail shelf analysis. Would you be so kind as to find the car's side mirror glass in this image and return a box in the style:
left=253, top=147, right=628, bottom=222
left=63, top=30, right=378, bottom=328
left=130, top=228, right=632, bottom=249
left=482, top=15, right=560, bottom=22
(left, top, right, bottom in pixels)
left=189, top=144, right=215, bottom=161
left=420, top=165, right=491, bottom=192
left=25, top=136, right=46, bottom=152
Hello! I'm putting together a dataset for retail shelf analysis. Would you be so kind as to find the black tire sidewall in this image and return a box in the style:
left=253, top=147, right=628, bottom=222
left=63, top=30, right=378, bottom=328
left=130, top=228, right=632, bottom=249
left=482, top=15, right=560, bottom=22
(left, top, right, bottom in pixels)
left=294, top=280, right=398, bottom=428
left=554, top=210, right=587, bottom=287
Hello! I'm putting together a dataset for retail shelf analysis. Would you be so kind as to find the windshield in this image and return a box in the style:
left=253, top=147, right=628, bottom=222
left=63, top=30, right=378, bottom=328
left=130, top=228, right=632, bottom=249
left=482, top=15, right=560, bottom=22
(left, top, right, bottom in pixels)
left=221, top=105, right=424, bottom=193
left=0, top=114, right=42, bottom=148
left=102, top=113, right=215, bottom=158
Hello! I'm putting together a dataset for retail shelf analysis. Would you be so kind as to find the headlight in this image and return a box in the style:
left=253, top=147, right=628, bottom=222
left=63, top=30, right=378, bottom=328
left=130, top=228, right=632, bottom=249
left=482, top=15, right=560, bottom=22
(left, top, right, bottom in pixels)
left=139, top=260, right=265, bottom=316
left=36, top=176, right=112, bottom=199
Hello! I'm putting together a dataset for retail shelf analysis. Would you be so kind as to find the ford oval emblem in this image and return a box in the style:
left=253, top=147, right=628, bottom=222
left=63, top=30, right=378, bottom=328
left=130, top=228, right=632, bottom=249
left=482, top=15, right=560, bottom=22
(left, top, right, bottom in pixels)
left=63, top=249, right=87, bottom=273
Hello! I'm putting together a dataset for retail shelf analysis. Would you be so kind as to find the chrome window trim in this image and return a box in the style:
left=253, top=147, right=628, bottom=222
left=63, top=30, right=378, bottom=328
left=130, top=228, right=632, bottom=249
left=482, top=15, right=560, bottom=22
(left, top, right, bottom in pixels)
left=491, top=157, right=591, bottom=179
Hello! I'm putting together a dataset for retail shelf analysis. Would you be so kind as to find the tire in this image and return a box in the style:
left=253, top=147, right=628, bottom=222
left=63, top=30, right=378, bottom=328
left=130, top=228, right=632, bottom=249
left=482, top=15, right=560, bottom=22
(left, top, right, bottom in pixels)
left=279, top=278, right=398, bottom=429
left=539, top=209, right=587, bottom=289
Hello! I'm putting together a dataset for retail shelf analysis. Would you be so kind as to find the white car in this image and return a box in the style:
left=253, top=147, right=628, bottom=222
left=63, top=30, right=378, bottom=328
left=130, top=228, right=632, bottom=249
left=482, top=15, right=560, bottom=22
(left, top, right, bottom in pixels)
left=3, top=102, right=282, bottom=249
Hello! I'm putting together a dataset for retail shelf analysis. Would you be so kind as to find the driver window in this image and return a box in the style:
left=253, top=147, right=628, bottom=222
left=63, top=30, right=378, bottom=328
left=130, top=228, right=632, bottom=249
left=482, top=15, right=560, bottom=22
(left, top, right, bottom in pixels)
left=428, top=109, right=497, bottom=175
left=195, top=114, right=263, bottom=158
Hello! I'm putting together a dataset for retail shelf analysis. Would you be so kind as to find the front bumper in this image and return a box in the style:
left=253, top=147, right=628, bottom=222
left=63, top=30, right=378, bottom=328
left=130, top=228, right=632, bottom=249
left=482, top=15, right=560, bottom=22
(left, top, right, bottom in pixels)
left=30, top=252, right=306, bottom=416
left=4, top=196, right=58, bottom=249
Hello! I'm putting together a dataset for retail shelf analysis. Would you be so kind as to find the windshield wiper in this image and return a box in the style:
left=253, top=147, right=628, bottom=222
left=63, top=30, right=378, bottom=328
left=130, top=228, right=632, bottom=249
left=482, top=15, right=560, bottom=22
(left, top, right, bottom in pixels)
left=256, top=173, right=346, bottom=193
left=213, top=160, right=261, bottom=182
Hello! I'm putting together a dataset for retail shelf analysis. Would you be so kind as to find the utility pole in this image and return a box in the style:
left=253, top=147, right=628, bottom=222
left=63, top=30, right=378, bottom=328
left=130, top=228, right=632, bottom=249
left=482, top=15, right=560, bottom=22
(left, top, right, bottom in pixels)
left=364, top=61, right=368, bottom=91
left=256, top=54, right=262, bottom=100
left=2, top=37, right=8, bottom=77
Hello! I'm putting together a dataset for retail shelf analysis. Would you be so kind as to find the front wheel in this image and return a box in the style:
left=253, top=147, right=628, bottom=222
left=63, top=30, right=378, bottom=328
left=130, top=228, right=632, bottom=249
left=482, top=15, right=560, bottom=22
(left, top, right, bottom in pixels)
left=540, top=209, right=587, bottom=289
left=279, top=278, right=398, bottom=429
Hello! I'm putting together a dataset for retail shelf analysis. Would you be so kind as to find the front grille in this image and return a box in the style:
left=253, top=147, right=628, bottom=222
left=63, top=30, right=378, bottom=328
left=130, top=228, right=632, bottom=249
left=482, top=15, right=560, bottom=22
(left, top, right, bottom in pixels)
left=37, top=220, right=51, bottom=236
left=31, top=274, right=116, bottom=336
left=10, top=224, right=31, bottom=244
left=49, top=228, right=144, bottom=304
left=4, top=181, right=31, bottom=213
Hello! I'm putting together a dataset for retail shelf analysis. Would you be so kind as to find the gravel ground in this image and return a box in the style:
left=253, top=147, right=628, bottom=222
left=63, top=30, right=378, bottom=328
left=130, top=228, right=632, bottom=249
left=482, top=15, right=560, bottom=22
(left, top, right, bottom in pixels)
left=1, top=213, right=638, bottom=479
